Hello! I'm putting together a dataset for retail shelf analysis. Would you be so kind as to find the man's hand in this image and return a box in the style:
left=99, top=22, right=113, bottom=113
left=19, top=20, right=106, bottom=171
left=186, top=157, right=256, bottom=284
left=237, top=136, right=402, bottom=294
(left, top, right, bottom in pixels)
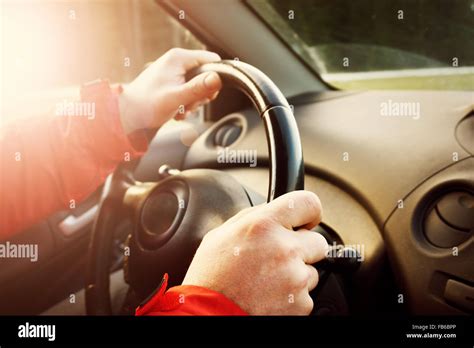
left=119, top=48, right=222, bottom=134
left=182, top=190, right=328, bottom=315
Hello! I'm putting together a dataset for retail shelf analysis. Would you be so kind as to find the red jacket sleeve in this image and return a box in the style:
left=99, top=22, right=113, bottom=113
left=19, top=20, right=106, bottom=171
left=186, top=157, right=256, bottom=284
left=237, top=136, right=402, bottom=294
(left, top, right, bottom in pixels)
left=135, top=274, right=248, bottom=316
left=0, top=80, right=148, bottom=239
left=0, top=80, right=246, bottom=316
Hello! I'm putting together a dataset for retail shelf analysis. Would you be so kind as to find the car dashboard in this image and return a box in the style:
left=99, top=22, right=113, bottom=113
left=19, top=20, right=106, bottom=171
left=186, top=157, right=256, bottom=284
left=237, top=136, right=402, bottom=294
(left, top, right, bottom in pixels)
left=1, top=90, right=472, bottom=315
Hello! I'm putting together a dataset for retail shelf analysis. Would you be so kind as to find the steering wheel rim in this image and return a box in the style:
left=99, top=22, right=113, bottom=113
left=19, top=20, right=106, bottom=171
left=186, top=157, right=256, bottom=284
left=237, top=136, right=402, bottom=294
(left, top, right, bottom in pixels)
left=188, top=60, right=304, bottom=201
left=85, top=60, right=305, bottom=315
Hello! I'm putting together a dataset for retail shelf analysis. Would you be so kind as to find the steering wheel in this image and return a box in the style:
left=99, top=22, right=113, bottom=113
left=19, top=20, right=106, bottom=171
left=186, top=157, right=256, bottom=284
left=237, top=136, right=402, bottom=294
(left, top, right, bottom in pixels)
left=85, top=60, right=304, bottom=315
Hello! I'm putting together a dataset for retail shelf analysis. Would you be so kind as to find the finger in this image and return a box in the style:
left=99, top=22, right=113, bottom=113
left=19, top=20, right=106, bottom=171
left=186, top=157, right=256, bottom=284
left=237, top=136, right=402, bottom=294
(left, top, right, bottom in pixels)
left=185, top=98, right=210, bottom=114
left=306, top=265, right=319, bottom=291
left=170, top=72, right=222, bottom=107
left=289, top=291, right=314, bottom=316
left=293, top=229, right=328, bottom=264
left=263, top=191, right=323, bottom=230
left=183, top=91, right=219, bottom=115
left=172, top=49, right=221, bottom=71
left=209, top=90, right=220, bottom=101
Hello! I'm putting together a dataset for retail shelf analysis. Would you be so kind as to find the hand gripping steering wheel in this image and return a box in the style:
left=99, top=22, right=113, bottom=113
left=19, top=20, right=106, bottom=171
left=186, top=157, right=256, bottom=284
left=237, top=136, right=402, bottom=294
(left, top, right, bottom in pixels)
left=85, top=60, right=304, bottom=314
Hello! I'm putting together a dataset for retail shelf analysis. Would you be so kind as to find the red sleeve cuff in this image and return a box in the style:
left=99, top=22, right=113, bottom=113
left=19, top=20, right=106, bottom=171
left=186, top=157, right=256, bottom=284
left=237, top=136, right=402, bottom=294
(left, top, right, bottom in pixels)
left=135, top=274, right=248, bottom=316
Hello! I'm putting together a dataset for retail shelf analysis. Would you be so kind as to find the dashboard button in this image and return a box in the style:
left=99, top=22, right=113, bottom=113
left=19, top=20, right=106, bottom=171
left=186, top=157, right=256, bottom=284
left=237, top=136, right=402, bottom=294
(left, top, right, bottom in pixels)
left=444, top=279, right=474, bottom=312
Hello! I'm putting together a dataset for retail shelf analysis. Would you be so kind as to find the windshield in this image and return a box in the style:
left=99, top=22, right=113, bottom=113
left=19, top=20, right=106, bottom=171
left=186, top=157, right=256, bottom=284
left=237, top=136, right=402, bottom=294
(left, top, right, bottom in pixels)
left=248, top=0, right=474, bottom=90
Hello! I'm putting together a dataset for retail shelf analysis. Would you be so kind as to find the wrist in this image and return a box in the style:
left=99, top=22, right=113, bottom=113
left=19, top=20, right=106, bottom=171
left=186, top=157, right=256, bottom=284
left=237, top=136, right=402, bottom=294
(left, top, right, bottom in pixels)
left=118, top=88, right=138, bottom=134
left=79, top=79, right=148, bottom=158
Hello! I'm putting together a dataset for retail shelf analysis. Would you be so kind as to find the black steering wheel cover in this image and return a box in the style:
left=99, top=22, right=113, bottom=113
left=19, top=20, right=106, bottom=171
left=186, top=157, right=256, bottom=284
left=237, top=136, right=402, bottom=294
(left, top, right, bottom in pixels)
left=85, top=165, right=135, bottom=315
left=262, top=105, right=304, bottom=200
left=187, top=60, right=304, bottom=200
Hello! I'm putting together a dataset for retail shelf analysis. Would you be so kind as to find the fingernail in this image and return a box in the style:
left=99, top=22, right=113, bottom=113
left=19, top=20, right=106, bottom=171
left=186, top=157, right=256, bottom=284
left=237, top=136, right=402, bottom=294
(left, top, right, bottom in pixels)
left=210, top=91, right=220, bottom=101
left=204, top=72, right=221, bottom=90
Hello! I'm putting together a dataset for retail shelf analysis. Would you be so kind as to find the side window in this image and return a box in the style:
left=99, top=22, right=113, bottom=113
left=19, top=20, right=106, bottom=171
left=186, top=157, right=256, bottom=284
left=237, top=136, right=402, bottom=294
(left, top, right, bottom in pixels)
left=1, top=0, right=204, bottom=121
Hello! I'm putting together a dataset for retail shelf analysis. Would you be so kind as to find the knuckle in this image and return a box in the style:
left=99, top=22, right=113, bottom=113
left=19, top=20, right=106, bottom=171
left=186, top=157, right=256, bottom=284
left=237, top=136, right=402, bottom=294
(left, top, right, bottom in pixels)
left=308, top=266, right=319, bottom=290
left=288, top=264, right=314, bottom=294
left=296, top=268, right=311, bottom=290
left=312, top=266, right=320, bottom=285
left=273, top=240, right=298, bottom=264
left=166, top=47, right=183, bottom=59
left=247, top=216, right=275, bottom=236
left=302, top=296, right=314, bottom=315
left=286, top=242, right=300, bottom=260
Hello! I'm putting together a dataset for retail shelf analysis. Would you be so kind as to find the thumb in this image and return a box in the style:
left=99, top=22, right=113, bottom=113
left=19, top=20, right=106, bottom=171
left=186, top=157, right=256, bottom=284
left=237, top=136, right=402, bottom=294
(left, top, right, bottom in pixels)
left=174, top=72, right=222, bottom=106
